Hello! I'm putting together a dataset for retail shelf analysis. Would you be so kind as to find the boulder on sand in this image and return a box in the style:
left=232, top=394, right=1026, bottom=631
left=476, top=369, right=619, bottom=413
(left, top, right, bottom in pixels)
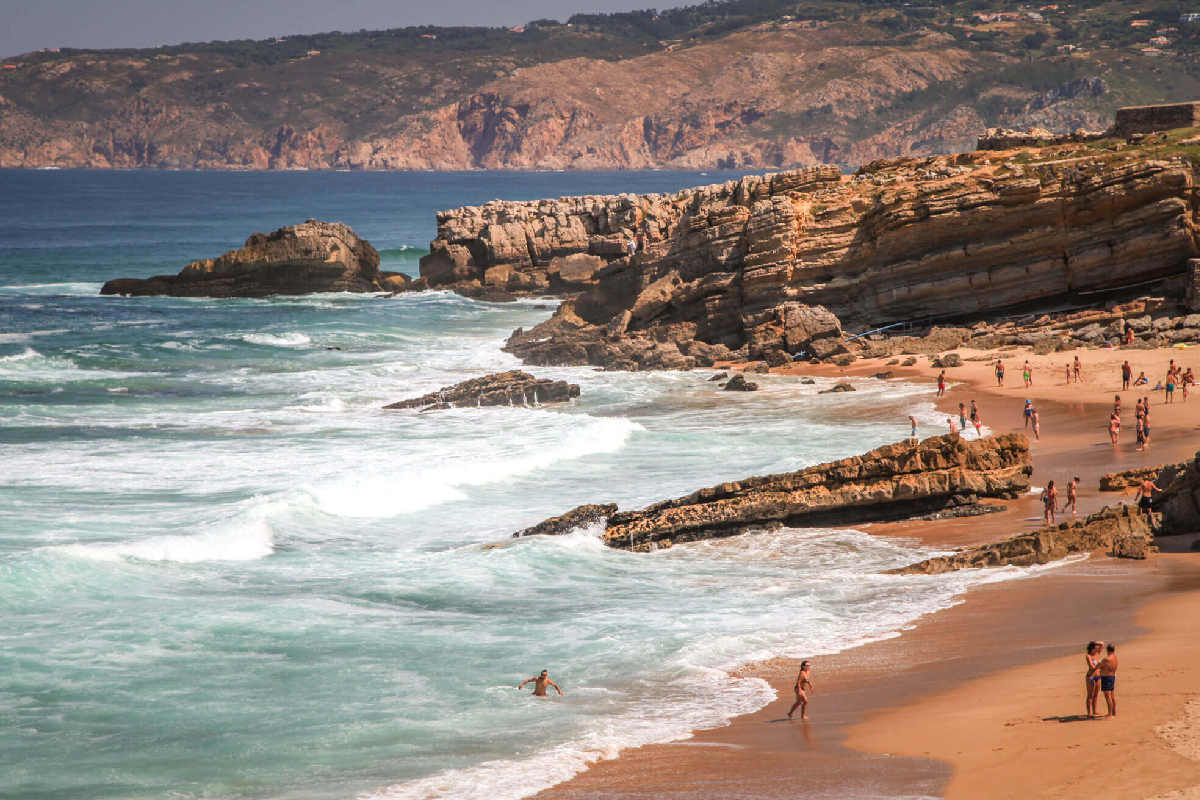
left=101, top=220, right=386, bottom=298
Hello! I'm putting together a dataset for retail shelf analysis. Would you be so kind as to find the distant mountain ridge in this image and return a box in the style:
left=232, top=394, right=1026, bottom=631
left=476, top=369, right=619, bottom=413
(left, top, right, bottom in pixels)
left=2, top=0, right=1197, bottom=171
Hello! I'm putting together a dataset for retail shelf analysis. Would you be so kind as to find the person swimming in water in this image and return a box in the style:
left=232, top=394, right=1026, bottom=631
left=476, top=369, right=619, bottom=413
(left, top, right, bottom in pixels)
left=518, top=670, right=563, bottom=697
left=788, top=661, right=815, bottom=720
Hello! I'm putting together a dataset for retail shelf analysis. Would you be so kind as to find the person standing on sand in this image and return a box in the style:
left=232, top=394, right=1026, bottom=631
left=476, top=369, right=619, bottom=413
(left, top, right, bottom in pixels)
left=1023, top=360, right=1033, bottom=388
left=909, top=415, right=918, bottom=438
left=937, top=370, right=947, bottom=398
left=1031, top=407, right=1040, bottom=441
left=1073, top=355, right=1082, bottom=383
left=1085, top=641, right=1103, bottom=717
left=995, top=359, right=1005, bottom=387
left=1042, top=480, right=1059, bottom=524
left=1023, top=399, right=1034, bottom=429
left=958, top=403, right=968, bottom=431
left=1065, top=363, right=1072, bottom=387
left=970, top=399, right=983, bottom=438
left=1166, top=366, right=1177, bottom=404
left=1122, top=360, right=1132, bottom=391
left=1097, top=644, right=1118, bottom=718
left=1134, top=476, right=1159, bottom=516
left=788, top=660, right=815, bottom=720
left=518, top=670, right=563, bottom=697
left=1064, top=477, right=1079, bottom=516
left=1183, top=368, right=1194, bottom=401
left=1143, top=398, right=1151, bottom=444
left=1110, top=414, right=1121, bottom=445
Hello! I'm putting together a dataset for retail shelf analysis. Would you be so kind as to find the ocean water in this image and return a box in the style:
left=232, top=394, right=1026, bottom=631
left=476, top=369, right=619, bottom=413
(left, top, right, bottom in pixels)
left=2, top=169, right=1030, bottom=800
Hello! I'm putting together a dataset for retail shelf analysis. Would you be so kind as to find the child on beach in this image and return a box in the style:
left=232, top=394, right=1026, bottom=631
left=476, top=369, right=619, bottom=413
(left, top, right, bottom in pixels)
left=1134, top=371, right=1148, bottom=387
left=1032, top=407, right=1040, bottom=441
left=909, top=415, right=918, bottom=438
left=947, top=417, right=959, bottom=435
left=1042, top=480, right=1059, bottom=524
left=1065, top=363, right=1071, bottom=386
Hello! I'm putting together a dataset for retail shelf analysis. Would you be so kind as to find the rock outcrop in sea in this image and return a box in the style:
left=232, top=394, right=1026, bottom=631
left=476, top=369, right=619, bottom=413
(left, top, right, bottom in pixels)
left=100, top=220, right=404, bottom=298
left=423, top=140, right=1199, bottom=370
left=515, top=433, right=1032, bottom=551
left=383, top=371, right=580, bottom=412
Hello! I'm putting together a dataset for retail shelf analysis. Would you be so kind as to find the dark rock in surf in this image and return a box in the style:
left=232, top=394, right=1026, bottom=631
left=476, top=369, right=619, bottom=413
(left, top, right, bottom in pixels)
left=723, top=374, right=758, bottom=391
left=819, top=381, right=855, bottom=394
left=384, top=370, right=579, bottom=411
left=512, top=503, right=619, bottom=538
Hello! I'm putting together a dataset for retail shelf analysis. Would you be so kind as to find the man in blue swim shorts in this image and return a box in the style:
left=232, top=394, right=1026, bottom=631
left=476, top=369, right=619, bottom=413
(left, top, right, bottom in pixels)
left=1097, top=644, right=1119, bottom=718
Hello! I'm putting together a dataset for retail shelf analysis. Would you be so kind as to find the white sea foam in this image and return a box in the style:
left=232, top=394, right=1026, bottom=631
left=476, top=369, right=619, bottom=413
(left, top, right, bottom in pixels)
left=4, top=282, right=105, bottom=296
left=310, top=414, right=641, bottom=518
left=52, top=514, right=275, bottom=563
left=237, top=332, right=313, bottom=347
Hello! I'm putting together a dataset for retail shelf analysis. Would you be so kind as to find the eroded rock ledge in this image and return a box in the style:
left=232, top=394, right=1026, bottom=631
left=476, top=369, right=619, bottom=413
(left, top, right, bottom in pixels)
left=100, top=220, right=407, bottom=298
left=891, top=504, right=1158, bottom=574
left=383, top=370, right=579, bottom=412
left=514, top=433, right=1032, bottom=551
left=423, top=142, right=1198, bottom=371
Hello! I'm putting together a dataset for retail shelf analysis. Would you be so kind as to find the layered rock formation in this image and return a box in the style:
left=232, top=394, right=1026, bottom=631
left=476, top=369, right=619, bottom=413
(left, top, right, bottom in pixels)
left=513, top=433, right=1032, bottom=551
left=383, top=371, right=579, bottom=411
left=100, top=220, right=399, bottom=298
left=455, top=145, right=1200, bottom=369
left=891, top=504, right=1158, bottom=574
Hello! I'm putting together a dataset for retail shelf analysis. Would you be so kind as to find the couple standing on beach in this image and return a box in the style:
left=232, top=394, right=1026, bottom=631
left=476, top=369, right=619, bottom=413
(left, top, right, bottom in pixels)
left=1085, top=642, right=1119, bottom=718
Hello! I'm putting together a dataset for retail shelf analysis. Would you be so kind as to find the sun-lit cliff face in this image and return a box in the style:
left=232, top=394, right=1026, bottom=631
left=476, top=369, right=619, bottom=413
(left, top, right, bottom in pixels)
left=3, top=1, right=1192, bottom=173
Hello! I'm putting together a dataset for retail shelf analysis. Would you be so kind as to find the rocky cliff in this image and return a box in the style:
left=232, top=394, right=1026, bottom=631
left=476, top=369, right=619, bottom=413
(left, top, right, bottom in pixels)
left=515, top=433, right=1032, bottom=551
left=433, top=137, right=1200, bottom=370
left=100, top=220, right=399, bottom=298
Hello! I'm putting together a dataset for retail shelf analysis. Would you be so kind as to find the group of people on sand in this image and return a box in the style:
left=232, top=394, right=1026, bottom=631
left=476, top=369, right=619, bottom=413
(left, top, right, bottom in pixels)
left=945, top=400, right=985, bottom=438
left=1084, top=642, right=1119, bottom=719
left=1109, top=393, right=1155, bottom=448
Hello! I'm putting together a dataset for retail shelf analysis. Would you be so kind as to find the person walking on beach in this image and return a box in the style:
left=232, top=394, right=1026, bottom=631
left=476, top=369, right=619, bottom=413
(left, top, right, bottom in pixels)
left=1073, top=355, right=1082, bottom=383
left=970, top=399, right=983, bottom=438
left=788, top=660, right=815, bottom=720
left=1097, top=644, right=1118, bottom=718
left=1184, top=368, right=1194, bottom=401
left=1023, top=399, right=1034, bottom=429
left=518, top=670, right=563, bottom=697
left=1122, top=360, right=1132, bottom=391
left=1023, top=360, right=1033, bottom=388
left=909, top=415, right=918, bottom=438
left=995, top=359, right=1005, bottom=387
left=1085, top=641, right=1103, bottom=717
left=1042, top=480, right=1059, bottom=524
left=1031, top=407, right=1041, bottom=441
left=1166, top=365, right=1177, bottom=404
left=937, top=370, right=947, bottom=398
left=1110, top=413, right=1122, bottom=445
left=1064, top=477, right=1079, bottom=516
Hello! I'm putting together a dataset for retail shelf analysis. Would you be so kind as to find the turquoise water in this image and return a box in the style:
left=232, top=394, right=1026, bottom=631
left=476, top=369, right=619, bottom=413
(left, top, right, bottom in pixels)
left=2, top=170, right=1032, bottom=800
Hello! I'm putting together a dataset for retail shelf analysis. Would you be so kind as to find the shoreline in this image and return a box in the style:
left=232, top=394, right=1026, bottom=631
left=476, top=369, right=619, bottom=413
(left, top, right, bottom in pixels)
left=536, top=343, right=1200, bottom=800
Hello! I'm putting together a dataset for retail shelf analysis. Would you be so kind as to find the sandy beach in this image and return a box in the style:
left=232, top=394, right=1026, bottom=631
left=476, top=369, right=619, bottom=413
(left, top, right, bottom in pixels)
left=538, top=343, right=1200, bottom=800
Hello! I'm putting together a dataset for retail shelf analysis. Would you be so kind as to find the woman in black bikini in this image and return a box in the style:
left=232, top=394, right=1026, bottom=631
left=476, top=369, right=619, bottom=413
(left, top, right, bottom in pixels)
left=788, top=661, right=815, bottom=720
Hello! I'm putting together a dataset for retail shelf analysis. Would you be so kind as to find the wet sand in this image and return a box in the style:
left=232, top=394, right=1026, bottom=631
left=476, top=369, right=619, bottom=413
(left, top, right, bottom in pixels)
left=538, top=344, right=1200, bottom=800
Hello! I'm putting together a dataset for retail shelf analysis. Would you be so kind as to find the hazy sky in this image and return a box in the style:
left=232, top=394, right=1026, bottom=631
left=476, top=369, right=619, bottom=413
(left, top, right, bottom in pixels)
left=1, top=0, right=651, bottom=58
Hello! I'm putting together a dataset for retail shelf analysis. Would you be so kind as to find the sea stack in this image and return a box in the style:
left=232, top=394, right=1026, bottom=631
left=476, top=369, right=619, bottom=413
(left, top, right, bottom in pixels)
left=100, top=220, right=408, bottom=298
